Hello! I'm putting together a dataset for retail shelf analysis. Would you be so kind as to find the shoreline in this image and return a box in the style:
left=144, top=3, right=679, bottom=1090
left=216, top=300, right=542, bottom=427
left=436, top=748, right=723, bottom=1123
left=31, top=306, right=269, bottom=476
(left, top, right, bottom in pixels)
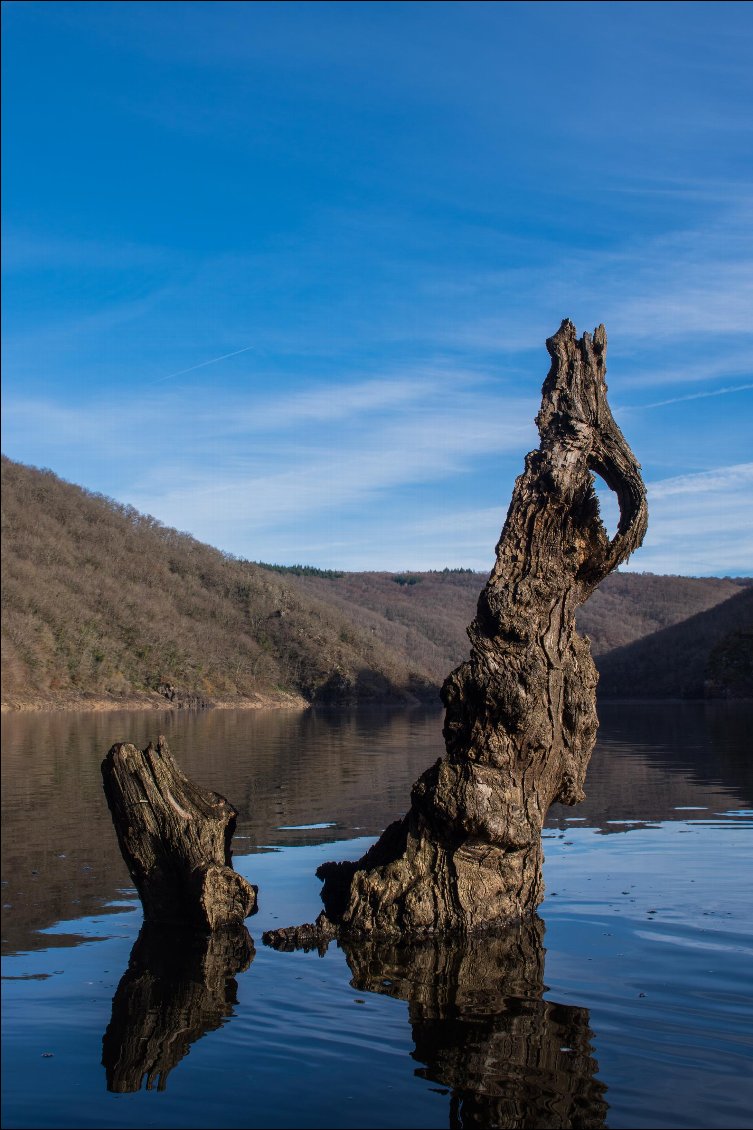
left=3, top=693, right=748, bottom=714
left=0, top=690, right=309, bottom=714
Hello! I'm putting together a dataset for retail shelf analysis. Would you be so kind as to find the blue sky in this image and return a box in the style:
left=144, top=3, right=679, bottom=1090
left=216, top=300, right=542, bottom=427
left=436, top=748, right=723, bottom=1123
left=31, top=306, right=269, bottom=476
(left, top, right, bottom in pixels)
left=2, top=0, right=752, bottom=574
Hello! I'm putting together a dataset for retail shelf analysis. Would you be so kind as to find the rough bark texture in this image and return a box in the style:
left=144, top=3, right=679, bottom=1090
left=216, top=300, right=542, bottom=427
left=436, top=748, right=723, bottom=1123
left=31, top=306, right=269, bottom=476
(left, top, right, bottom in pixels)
left=342, top=918, right=607, bottom=1129
left=102, top=924, right=253, bottom=1092
left=305, top=320, right=647, bottom=939
left=101, top=736, right=257, bottom=930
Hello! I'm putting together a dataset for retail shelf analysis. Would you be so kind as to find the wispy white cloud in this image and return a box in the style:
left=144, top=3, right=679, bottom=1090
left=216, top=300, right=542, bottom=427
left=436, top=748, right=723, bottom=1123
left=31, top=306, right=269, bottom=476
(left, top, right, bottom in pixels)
left=2, top=371, right=537, bottom=567
left=607, top=262, right=753, bottom=341
left=321, top=460, right=753, bottom=574
left=619, top=464, right=753, bottom=576
left=619, top=350, right=753, bottom=391
left=123, top=399, right=535, bottom=537
left=432, top=197, right=753, bottom=367
left=4, top=365, right=520, bottom=448
left=647, top=463, right=753, bottom=499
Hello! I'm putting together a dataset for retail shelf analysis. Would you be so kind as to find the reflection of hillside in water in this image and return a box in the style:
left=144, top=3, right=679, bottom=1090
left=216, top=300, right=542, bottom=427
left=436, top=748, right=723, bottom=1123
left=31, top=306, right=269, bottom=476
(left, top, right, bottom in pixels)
left=102, top=924, right=254, bottom=1092
left=2, top=702, right=751, bottom=954
left=343, top=918, right=607, bottom=1129
left=548, top=702, right=753, bottom=832
left=0, top=707, right=443, bottom=954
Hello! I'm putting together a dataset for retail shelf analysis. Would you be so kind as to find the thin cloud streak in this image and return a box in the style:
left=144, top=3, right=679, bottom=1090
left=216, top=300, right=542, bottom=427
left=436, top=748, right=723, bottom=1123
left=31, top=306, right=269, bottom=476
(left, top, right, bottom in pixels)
left=2, top=374, right=537, bottom=562
left=616, top=463, right=753, bottom=576
left=4, top=368, right=528, bottom=452
left=124, top=407, right=534, bottom=530
left=433, top=197, right=753, bottom=360
left=647, top=463, right=753, bottom=499
left=619, top=350, right=753, bottom=390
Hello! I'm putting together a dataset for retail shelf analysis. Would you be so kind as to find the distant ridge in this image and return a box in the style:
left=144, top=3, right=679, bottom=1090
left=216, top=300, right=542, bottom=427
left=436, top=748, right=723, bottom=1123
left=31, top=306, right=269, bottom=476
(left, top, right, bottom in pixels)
left=597, top=586, right=753, bottom=699
left=2, top=456, right=750, bottom=709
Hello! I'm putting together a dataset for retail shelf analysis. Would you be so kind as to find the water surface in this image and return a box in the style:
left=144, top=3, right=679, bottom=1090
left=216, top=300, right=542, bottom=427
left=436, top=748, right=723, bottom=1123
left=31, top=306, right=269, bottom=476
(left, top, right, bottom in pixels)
left=2, top=702, right=752, bottom=1128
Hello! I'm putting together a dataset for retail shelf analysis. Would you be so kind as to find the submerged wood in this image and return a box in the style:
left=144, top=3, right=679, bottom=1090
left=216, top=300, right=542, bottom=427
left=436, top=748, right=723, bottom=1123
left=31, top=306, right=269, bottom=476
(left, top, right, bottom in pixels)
left=101, top=736, right=257, bottom=930
left=269, top=319, right=648, bottom=943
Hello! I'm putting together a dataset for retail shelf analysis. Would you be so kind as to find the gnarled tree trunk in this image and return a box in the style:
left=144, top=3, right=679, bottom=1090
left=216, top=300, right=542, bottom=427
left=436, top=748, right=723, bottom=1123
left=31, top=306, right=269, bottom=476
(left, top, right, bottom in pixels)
left=102, top=736, right=257, bottom=930
left=279, top=319, right=647, bottom=940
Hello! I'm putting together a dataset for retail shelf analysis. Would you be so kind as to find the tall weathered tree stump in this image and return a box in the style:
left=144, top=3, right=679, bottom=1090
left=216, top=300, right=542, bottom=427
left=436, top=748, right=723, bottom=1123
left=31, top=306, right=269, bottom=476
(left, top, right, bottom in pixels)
left=102, top=736, right=257, bottom=930
left=274, top=319, right=647, bottom=941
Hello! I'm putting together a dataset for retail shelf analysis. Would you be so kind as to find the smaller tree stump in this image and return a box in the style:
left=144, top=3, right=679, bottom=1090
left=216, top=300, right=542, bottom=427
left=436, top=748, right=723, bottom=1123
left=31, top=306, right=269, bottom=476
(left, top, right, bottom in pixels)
left=101, top=736, right=257, bottom=930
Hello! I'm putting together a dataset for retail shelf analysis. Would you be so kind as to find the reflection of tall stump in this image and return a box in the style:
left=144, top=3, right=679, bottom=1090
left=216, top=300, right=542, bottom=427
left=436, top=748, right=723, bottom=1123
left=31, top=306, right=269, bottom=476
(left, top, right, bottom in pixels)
left=283, top=320, right=647, bottom=940
left=102, top=736, right=257, bottom=930
left=102, top=924, right=254, bottom=1092
left=344, top=920, right=607, bottom=1129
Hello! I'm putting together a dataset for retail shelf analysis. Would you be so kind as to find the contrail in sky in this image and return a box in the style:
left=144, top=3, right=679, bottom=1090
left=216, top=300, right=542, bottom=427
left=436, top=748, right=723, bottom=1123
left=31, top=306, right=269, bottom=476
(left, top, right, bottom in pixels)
left=642, top=383, right=753, bottom=409
left=155, top=345, right=255, bottom=383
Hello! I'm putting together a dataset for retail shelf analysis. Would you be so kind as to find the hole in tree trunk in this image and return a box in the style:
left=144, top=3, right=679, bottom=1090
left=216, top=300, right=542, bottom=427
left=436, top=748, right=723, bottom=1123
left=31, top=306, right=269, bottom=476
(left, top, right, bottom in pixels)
left=590, top=471, right=620, bottom=540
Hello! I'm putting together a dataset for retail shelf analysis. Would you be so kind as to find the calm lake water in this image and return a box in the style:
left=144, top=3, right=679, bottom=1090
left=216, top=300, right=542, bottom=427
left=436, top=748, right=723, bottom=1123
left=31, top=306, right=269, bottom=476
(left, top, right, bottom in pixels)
left=2, top=702, right=752, bottom=1129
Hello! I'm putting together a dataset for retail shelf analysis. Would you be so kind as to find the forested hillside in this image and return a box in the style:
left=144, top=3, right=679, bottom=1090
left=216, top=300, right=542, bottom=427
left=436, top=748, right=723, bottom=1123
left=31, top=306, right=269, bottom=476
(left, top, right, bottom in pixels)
left=2, top=457, right=749, bottom=708
left=1, top=458, right=439, bottom=708
left=290, top=567, right=747, bottom=661
left=597, top=586, right=753, bottom=699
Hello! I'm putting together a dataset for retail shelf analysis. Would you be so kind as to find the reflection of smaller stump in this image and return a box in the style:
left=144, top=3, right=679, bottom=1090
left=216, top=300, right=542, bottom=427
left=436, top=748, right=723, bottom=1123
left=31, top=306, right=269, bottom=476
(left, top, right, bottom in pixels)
left=101, top=736, right=257, bottom=930
left=102, top=924, right=254, bottom=1092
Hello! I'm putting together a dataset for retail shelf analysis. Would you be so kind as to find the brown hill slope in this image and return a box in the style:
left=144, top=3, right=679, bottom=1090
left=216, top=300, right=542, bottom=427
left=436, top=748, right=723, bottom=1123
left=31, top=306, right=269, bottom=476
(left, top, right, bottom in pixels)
left=1, top=458, right=439, bottom=708
left=597, top=586, right=753, bottom=699
left=288, top=567, right=747, bottom=664
left=2, top=457, right=749, bottom=708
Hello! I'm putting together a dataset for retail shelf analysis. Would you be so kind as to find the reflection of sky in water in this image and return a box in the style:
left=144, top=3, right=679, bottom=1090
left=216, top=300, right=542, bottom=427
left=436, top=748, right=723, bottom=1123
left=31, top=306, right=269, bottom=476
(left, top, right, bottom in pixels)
left=2, top=703, right=753, bottom=1129
left=276, top=822, right=338, bottom=830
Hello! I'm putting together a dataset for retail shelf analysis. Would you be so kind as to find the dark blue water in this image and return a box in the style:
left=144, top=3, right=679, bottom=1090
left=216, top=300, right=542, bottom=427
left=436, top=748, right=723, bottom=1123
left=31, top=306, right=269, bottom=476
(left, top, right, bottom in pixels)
left=2, top=703, right=752, bottom=1128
